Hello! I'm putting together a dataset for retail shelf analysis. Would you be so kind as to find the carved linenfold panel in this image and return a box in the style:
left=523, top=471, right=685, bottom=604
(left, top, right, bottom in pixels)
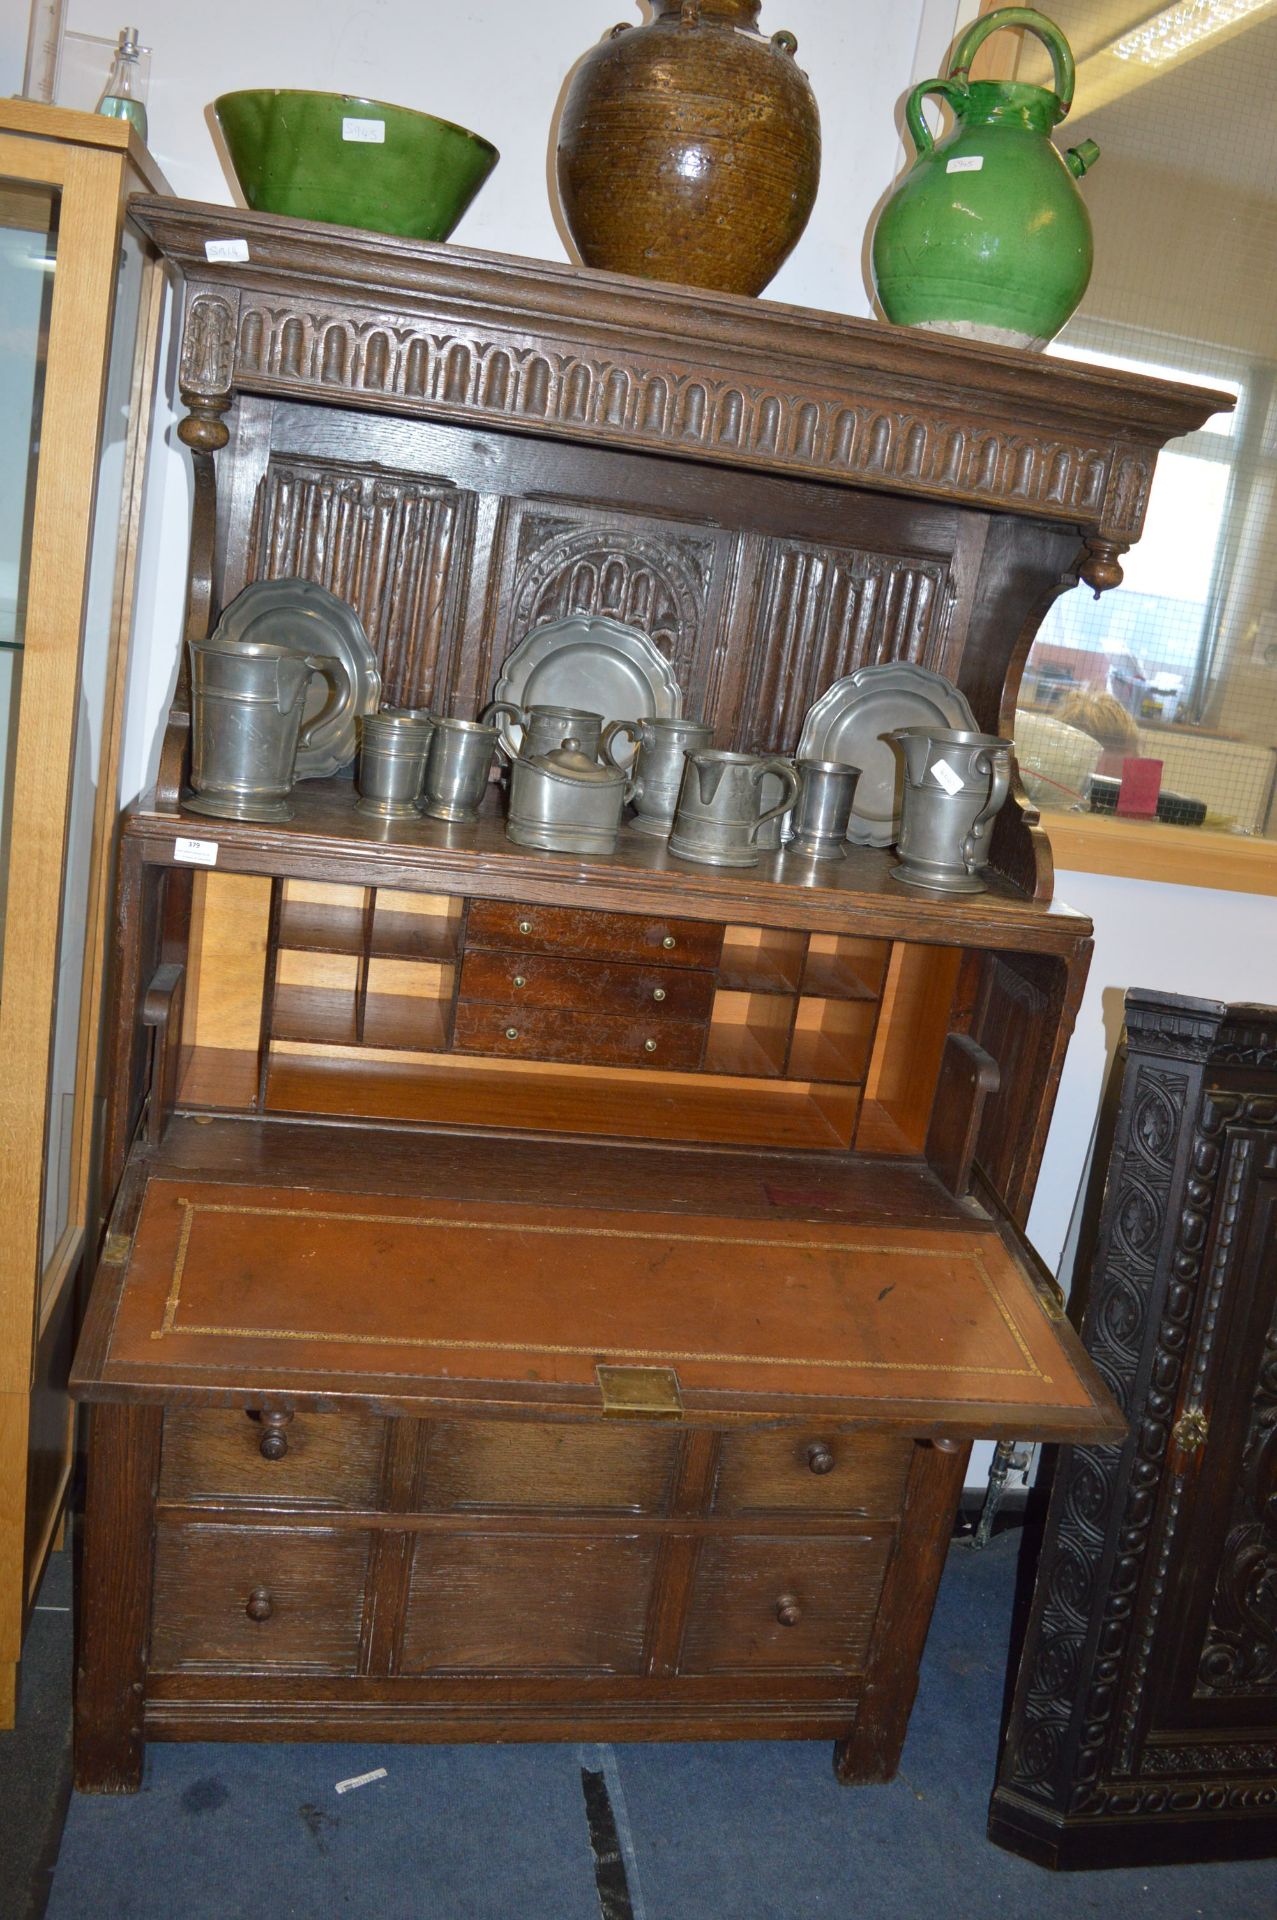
left=481, top=504, right=728, bottom=716
left=1197, top=1278, right=1277, bottom=1696
left=740, top=543, right=952, bottom=753
left=246, top=459, right=467, bottom=708
left=221, top=298, right=1140, bottom=534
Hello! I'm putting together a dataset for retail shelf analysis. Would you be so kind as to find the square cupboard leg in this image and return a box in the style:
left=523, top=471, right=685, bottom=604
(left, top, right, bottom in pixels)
left=74, top=1402, right=162, bottom=1793
left=832, top=1438, right=969, bottom=1785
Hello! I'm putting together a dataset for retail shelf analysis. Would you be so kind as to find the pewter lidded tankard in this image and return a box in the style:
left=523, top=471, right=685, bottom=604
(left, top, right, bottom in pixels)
left=186, top=634, right=328, bottom=822
left=889, top=726, right=1012, bottom=893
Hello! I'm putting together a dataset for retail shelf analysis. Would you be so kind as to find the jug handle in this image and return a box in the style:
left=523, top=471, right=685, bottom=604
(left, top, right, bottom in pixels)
left=948, top=7, right=1075, bottom=117
left=294, top=655, right=347, bottom=744
left=601, top=718, right=641, bottom=772
left=750, top=758, right=801, bottom=842
left=961, top=746, right=1012, bottom=873
left=904, top=79, right=967, bottom=160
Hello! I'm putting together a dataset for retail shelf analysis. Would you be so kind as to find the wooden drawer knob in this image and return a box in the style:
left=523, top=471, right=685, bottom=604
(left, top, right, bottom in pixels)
left=806, top=1441, right=835, bottom=1475
left=255, top=1409, right=293, bottom=1460
left=775, top=1594, right=802, bottom=1628
left=245, top=1587, right=274, bottom=1622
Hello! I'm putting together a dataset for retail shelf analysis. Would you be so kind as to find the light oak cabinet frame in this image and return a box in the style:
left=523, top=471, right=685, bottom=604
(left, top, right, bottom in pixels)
left=0, top=103, right=168, bottom=1727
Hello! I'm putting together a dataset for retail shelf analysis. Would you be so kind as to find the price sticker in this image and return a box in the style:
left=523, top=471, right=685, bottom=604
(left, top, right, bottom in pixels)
left=929, top=758, right=965, bottom=797
left=946, top=155, right=984, bottom=174
left=174, top=836, right=219, bottom=866
left=342, top=118, right=386, bottom=143
left=204, top=237, right=250, bottom=263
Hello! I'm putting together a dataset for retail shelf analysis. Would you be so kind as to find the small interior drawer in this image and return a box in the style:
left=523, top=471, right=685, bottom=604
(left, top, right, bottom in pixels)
left=458, top=948, right=716, bottom=1020
left=419, top=1419, right=679, bottom=1513
left=466, top=901, right=723, bottom=970
left=713, top=1431, right=914, bottom=1517
left=159, top=1407, right=386, bottom=1509
left=679, top=1534, right=893, bottom=1674
left=453, top=1001, right=706, bottom=1070
left=150, top=1523, right=370, bottom=1672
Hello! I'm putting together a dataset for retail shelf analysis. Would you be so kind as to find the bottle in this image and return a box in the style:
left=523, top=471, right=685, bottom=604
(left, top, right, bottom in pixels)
left=96, top=27, right=149, bottom=142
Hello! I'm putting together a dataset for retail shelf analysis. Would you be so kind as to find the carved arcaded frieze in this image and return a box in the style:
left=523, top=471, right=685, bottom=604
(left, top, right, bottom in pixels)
left=742, top=542, right=953, bottom=752
left=220, top=297, right=1136, bottom=532
left=247, top=458, right=467, bottom=708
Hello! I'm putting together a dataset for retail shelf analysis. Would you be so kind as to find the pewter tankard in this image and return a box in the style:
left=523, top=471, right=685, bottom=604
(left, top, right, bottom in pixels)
left=602, top=716, right=714, bottom=836
left=668, top=749, right=799, bottom=868
left=888, top=726, right=1012, bottom=893
left=186, top=635, right=327, bottom=823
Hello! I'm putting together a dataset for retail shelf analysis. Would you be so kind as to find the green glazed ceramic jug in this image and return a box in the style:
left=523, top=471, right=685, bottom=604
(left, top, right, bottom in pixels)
left=871, top=7, right=1100, bottom=349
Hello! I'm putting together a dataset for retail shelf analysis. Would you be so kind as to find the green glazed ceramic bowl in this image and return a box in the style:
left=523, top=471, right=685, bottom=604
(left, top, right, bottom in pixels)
left=213, top=90, right=499, bottom=241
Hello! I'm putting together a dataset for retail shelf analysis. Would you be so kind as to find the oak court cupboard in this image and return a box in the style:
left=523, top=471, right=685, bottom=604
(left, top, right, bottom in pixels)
left=69, top=197, right=1221, bottom=1792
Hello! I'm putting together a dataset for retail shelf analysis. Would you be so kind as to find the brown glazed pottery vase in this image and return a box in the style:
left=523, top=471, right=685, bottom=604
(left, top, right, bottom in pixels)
left=555, top=0, right=820, bottom=297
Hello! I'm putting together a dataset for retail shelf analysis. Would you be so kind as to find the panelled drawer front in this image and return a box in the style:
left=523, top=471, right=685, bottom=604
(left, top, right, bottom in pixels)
left=159, top=1408, right=386, bottom=1509
left=401, top=1532, right=658, bottom=1674
left=453, top=1001, right=705, bottom=1070
left=713, top=1432, right=914, bottom=1518
left=421, top=1420, right=678, bottom=1513
left=679, top=1535, right=893, bottom=1674
left=150, top=1524, right=370, bottom=1672
left=466, top=901, right=723, bottom=970
left=459, top=949, right=716, bottom=1020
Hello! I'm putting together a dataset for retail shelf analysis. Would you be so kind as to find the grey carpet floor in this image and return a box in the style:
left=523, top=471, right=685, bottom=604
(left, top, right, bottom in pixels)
left=40, top=1530, right=1277, bottom=1919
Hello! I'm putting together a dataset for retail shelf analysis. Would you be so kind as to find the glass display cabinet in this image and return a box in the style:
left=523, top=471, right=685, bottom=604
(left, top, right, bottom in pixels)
left=0, top=102, right=167, bottom=1727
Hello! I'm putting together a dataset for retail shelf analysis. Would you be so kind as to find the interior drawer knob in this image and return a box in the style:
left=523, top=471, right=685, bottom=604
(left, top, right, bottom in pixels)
left=518, top=920, right=533, bottom=935
left=652, top=987, right=666, bottom=1002
left=255, top=1410, right=294, bottom=1460
left=512, top=974, right=527, bottom=988
left=643, top=1038, right=658, bottom=1053
left=505, top=1026, right=520, bottom=1041
left=245, top=1587, right=274, bottom=1623
left=806, top=1441, right=835, bottom=1475
left=662, top=935, right=677, bottom=949
left=775, top=1594, right=802, bottom=1628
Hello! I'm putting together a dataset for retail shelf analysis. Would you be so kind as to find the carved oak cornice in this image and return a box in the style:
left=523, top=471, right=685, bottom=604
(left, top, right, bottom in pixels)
left=128, top=197, right=1227, bottom=550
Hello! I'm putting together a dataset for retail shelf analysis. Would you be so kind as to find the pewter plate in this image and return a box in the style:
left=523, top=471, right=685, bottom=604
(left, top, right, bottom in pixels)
left=491, top=616, right=681, bottom=762
left=216, top=578, right=382, bottom=779
left=796, top=664, right=977, bottom=848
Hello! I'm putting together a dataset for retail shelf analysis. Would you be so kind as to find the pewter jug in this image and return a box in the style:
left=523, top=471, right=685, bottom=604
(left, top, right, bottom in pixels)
left=186, top=635, right=326, bottom=822
left=507, top=737, right=631, bottom=855
left=668, top=749, right=799, bottom=868
left=889, top=726, right=1012, bottom=893
left=602, top=716, right=714, bottom=836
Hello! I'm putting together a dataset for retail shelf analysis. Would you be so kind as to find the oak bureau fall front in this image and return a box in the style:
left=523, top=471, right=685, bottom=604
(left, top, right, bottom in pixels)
left=70, top=200, right=1218, bottom=1791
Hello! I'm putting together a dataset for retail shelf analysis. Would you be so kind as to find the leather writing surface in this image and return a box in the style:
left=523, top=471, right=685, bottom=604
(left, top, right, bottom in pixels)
left=100, top=1177, right=1105, bottom=1423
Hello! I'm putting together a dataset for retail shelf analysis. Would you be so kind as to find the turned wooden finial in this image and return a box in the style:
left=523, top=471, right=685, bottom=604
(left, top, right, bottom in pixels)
left=178, top=400, right=230, bottom=454
left=1079, top=538, right=1127, bottom=598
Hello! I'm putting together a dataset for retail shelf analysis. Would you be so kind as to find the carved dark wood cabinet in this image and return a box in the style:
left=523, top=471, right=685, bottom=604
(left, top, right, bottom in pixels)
left=991, top=991, right=1277, bottom=1868
left=70, top=200, right=1218, bottom=1793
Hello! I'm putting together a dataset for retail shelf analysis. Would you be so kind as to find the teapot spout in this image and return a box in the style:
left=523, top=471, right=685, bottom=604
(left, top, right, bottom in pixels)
left=1066, top=138, right=1100, bottom=178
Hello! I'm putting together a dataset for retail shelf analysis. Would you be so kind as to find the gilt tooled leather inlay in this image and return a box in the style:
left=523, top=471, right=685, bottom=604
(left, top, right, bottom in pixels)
left=93, top=1178, right=1108, bottom=1417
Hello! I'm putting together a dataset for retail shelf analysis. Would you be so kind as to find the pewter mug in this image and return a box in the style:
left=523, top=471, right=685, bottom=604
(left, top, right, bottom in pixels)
left=422, top=715, right=506, bottom=821
left=602, top=715, right=714, bottom=836
left=668, top=749, right=800, bottom=868
left=355, top=709, right=434, bottom=818
left=487, top=700, right=604, bottom=761
left=889, top=726, right=1012, bottom=893
left=186, top=634, right=327, bottom=823
left=786, top=759, right=860, bottom=861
